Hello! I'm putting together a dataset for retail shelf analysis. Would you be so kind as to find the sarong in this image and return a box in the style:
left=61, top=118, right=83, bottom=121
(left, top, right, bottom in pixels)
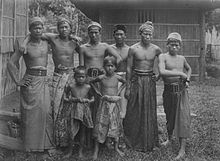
left=93, top=95, right=122, bottom=143
left=163, top=80, right=191, bottom=138
left=20, top=73, right=54, bottom=151
left=123, top=70, right=159, bottom=152
left=50, top=68, right=74, bottom=147
left=63, top=102, right=93, bottom=145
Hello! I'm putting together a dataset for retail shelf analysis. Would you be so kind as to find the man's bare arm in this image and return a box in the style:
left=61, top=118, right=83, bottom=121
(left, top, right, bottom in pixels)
left=7, top=40, right=22, bottom=85
left=125, top=47, right=134, bottom=99
left=183, top=57, right=192, bottom=81
left=79, top=47, right=84, bottom=66
left=106, top=45, right=122, bottom=64
left=158, top=54, right=187, bottom=78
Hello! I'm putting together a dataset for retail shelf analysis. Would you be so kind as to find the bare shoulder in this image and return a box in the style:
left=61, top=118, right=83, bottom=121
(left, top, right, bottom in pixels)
left=84, top=83, right=91, bottom=90
left=130, top=42, right=140, bottom=49
left=177, top=55, right=186, bottom=60
left=115, top=74, right=123, bottom=80
left=159, top=52, right=168, bottom=59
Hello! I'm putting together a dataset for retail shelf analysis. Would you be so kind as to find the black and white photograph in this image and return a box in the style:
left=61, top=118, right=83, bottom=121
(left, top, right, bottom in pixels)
left=0, top=0, right=220, bottom=160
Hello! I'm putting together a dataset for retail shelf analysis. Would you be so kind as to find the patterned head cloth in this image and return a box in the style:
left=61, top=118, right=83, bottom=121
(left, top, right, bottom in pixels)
left=139, top=21, right=154, bottom=34
left=88, top=21, right=102, bottom=31
left=29, top=17, right=44, bottom=29
left=57, top=17, right=72, bottom=29
left=167, top=32, right=182, bottom=42
left=113, top=24, right=127, bottom=33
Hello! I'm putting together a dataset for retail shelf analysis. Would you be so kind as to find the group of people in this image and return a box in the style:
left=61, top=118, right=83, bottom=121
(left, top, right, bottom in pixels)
left=7, top=16, right=192, bottom=161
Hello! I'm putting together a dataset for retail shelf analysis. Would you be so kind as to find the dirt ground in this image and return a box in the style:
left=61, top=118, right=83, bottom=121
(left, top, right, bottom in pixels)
left=1, top=78, right=220, bottom=161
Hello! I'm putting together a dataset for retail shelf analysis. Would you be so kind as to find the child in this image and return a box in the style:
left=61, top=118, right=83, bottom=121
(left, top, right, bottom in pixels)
left=90, top=56, right=126, bottom=160
left=158, top=32, right=192, bottom=160
left=63, top=66, right=94, bottom=159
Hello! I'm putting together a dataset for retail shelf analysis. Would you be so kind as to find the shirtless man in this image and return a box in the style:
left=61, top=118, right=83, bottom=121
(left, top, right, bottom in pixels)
left=111, top=24, right=129, bottom=119
left=158, top=32, right=192, bottom=160
left=123, top=21, right=162, bottom=152
left=79, top=21, right=122, bottom=150
left=79, top=21, right=122, bottom=78
left=22, top=17, right=80, bottom=147
left=7, top=17, right=54, bottom=154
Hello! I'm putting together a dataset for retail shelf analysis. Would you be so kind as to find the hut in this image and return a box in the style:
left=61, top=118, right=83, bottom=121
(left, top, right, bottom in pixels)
left=0, top=0, right=29, bottom=100
left=73, top=0, right=220, bottom=81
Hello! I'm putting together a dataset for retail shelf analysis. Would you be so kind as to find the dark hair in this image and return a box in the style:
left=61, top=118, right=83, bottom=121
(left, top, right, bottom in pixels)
left=167, top=39, right=181, bottom=46
left=103, top=56, right=117, bottom=67
left=29, top=21, right=43, bottom=30
left=74, top=66, right=87, bottom=77
left=113, top=24, right=127, bottom=34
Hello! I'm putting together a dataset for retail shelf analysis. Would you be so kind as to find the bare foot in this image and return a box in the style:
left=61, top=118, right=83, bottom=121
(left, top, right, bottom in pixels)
left=92, top=153, right=98, bottom=161
left=161, top=140, right=171, bottom=147
left=63, top=150, right=72, bottom=159
left=174, top=151, right=186, bottom=161
left=116, top=148, right=125, bottom=157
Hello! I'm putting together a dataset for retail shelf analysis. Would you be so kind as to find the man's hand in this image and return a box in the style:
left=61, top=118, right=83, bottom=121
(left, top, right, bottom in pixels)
left=124, top=88, right=130, bottom=100
left=17, top=76, right=32, bottom=87
left=180, top=72, right=187, bottom=79
left=185, top=82, right=189, bottom=88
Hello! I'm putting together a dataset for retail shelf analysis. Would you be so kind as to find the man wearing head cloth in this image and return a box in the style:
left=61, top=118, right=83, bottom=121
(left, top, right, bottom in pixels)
left=158, top=32, right=192, bottom=160
left=7, top=17, right=55, bottom=152
left=79, top=21, right=122, bottom=155
left=21, top=16, right=81, bottom=148
left=123, top=21, right=162, bottom=152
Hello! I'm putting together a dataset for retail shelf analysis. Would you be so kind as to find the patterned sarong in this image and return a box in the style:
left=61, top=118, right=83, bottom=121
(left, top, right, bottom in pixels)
left=62, top=101, right=94, bottom=145
left=20, top=74, right=54, bottom=151
left=163, top=80, right=191, bottom=138
left=123, top=70, right=159, bottom=152
left=93, top=95, right=122, bottom=143
left=50, top=71, right=74, bottom=147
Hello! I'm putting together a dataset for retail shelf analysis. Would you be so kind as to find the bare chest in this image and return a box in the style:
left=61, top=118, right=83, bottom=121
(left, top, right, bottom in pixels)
left=53, top=40, right=76, bottom=56
left=26, top=41, right=48, bottom=58
left=134, top=47, right=156, bottom=61
left=165, top=57, right=184, bottom=70
left=71, top=86, right=89, bottom=98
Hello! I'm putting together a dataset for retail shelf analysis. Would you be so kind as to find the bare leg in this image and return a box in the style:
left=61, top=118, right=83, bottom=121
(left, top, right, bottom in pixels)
left=162, top=135, right=172, bottom=147
left=63, top=141, right=73, bottom=158
left=114, top=137, right=125, bottom=157
left=79, top=125, right=86, bottom=159
left=174, top=137, right=186, bottom=160
left=105, top=137, right=114, bottom=149
left=92, top=141, right=99, bottom=160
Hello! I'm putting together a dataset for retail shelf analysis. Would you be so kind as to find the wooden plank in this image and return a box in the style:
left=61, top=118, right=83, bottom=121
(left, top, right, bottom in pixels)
left=199, top=10, right=206, bottom=81
left=0, top=110, right=20, bottom=121
left=0, top=0, right=3, bottom=99
left=0, top=133, right=23, bottom=150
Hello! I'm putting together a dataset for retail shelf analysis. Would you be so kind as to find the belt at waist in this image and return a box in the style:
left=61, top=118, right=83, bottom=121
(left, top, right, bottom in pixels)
left=87, top=68, right=104, bottom=77
left=133, top=69, right=153, bottom=76
left=26, top=68, right=47, bottom=76
left=164, top=83, right=185, bottom=93
left=54, top=67, right=74, bottom=74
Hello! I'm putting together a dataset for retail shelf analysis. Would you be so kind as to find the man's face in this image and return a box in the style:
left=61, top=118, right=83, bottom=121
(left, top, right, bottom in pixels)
left=113, top=30, right=126, bottom=44
left=104, top=61, right=116, bottom=75
left=167, top=41, right=181, bottom=55
left=58, top=22, right=71, bottom=37
left=30, top=24, right=43, bottom=39
left=140, top=30, right=152, bottom=44
left=88, top=26, right=100, bottom=42
left=74, top=70, right=87, bottom=85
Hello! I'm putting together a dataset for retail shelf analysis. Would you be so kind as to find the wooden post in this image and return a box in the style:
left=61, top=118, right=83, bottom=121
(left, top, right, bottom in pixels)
left=0, top=0, right=3, bottom=99
left=199, top=10, right=206, bottom=81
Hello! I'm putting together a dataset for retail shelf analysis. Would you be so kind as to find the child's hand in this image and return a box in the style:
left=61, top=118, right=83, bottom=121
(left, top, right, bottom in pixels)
left=124, top=89, right=130, bottom=99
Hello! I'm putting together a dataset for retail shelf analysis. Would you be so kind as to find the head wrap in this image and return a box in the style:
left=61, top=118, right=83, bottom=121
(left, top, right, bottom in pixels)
left=88, top=21, right=102, bottom=31
left=57, top=17, right=72, bottom=29
left=113, top=24, right=127, bottom=33
left=139, top=21, right=154, bottom=34
left=167, top=32, right=182, bottom=42
left=29, top=17, right=43, bottom=29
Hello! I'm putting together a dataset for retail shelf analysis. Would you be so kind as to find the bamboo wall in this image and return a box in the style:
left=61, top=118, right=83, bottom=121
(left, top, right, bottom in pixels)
left=100, top=8, right=203, bottom=79
left=0, top=0, right=29, bottom=99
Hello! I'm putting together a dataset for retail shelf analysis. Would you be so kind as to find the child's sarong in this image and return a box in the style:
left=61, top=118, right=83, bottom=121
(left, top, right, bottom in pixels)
left=93, top=95, right=122, bottom=143
left=163, top=80, right=191, bottom=138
